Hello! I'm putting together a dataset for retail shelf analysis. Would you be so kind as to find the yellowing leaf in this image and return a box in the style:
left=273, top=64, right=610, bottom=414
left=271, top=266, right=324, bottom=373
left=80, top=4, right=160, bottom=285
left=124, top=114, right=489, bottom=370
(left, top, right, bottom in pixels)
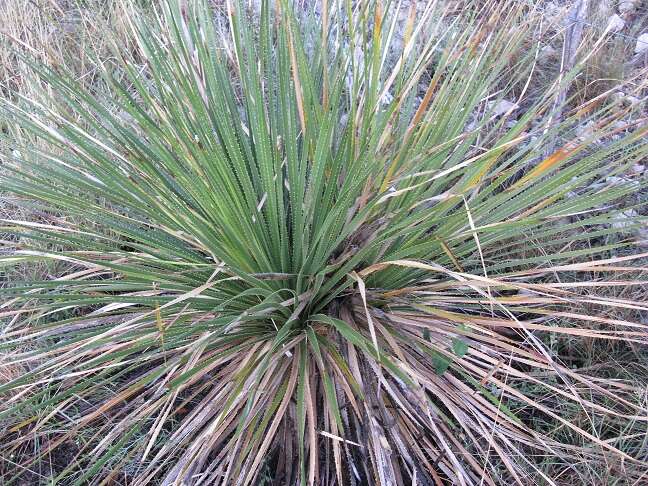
left=373, top=1, right=383, bottom=41
left=511, top=146, right=574, bottom=190
left=403, top=3, right=416, bottom=46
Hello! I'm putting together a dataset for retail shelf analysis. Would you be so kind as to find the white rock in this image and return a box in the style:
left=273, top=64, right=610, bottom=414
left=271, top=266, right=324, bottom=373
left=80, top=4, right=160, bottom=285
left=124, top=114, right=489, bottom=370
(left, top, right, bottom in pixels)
left=637, top=227, right=648, bottom=247
left=380, top=91, right=394, bottom=106
left=635, top=33, right=648, bottom=54
left=505, top=119, right=519, bottom=129
left=612, top=209, right=639, bottom=230
left=576, top=121, right=595, bottom=141
left=611, top=93, right=642, bottom=107
left=605, top=176, right=627, bottom=186
left=488, top=99, right=519, bottom=117
left=607, top=14, right=625, bottom=32
left=631, top=164, right=645, bottom=174
left=539, top=45, right=557, bottom=61
left=619, top=0, right=639, bottom=14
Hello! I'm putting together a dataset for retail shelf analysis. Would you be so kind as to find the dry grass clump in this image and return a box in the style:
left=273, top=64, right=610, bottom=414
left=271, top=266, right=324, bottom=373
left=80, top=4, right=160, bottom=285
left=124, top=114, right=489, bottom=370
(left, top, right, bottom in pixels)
left=0, top=0, right=147, bottom=96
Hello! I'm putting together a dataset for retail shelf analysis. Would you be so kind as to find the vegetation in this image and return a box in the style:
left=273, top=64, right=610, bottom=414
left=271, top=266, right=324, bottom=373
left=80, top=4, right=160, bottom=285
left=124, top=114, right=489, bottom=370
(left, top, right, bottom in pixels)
left=1, top=0, right=647, bottom=484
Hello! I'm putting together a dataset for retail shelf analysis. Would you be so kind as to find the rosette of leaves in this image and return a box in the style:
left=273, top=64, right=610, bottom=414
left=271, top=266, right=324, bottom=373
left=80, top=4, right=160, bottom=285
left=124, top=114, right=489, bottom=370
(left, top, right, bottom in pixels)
left=1, top=0, right=647, bottom=484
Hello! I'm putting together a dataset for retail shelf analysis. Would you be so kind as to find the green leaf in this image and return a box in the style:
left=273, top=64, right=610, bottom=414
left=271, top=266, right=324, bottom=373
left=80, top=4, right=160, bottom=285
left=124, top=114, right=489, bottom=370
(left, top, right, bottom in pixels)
left=451, top=337, right=469, bottom=358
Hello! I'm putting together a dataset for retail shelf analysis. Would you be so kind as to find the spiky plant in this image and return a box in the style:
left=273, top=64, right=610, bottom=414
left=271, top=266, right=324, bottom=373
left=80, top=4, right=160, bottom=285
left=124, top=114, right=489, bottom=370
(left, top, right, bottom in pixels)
left=1, top=0, right=647, bottom=484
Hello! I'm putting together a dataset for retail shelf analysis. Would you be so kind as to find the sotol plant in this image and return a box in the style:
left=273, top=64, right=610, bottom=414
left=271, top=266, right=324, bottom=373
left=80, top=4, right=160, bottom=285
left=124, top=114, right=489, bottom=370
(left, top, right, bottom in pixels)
left=1, top=0, right=647, bottom=484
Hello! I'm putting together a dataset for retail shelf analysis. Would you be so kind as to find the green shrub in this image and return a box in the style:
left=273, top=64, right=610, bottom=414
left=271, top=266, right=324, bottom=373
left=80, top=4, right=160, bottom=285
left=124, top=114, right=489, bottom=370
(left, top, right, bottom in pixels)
left=1, top=0, right=647, bottom=484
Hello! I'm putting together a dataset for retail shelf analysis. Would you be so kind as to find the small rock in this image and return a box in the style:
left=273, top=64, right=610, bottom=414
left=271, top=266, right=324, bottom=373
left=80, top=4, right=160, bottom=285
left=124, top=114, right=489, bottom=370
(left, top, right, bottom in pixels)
left=380, top=91, right=394, bottom=106
left=612, top=177, right=640, bottom=189
left=605, top=176, right=627, bottom=186
left=488, top=99, right=519, bottom=117
left=637, top=226, right=648, bottom=247
left=619, top=0, right=639, bottom=15
left=607, top=14, right=625, bottom=32
left=612, top=209, right=639, bottom=230
left=611, top=93, right=643, bottom=107
left=576, top=121, right=595, bottom=141
left=505, top=119, right=519, bottom=129
left=539, top=45, right=557, bottom=62
left=635, top=33, right=648, bottom=54
left=631, top=164, right=645, bottom=174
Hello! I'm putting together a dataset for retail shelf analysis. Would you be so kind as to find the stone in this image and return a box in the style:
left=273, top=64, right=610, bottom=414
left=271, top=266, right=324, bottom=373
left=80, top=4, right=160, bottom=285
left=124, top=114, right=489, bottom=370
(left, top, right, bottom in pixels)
left=607, top=14, right=625, bottom=32
left=612, top=209, right=639, bottom=230
left=488, top=99, right=519, bottom=117
left=576, top=121, right=595, bottom=141
left=637, top=226, right=648, bottom=247
left=539, top=45, right=558, bottom=62
left=635, top=33, right=648, bottom=54
left=619, top=0, right=639, bottom=15
left=611, top=92, right=642, bottom=107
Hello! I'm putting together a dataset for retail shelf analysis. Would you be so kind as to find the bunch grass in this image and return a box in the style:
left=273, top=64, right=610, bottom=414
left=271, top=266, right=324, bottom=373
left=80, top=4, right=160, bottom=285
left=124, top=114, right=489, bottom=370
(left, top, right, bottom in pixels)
left=1, top=0, right=647, bottom=484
